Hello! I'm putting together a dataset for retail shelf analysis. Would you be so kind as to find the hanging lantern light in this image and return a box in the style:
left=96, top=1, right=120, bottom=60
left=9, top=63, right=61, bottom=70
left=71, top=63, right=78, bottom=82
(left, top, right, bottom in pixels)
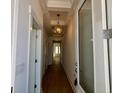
left=53, top=14, right=62, bottom=34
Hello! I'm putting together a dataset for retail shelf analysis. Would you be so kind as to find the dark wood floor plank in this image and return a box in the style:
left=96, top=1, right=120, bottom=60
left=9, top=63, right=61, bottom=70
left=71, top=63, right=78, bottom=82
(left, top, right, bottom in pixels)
left=42, top=64, right=74, bottom=93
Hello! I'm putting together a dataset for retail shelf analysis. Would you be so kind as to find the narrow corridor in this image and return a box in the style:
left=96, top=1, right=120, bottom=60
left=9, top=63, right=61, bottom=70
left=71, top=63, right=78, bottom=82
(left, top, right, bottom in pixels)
left=11, top=0, right=112, bottom=93
left=42, top=63, right=74, bottom=93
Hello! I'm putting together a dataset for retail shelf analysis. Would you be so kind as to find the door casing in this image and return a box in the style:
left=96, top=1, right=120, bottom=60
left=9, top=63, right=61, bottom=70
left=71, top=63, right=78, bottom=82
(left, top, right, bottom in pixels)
left=27, top=5, right=43, bottom=93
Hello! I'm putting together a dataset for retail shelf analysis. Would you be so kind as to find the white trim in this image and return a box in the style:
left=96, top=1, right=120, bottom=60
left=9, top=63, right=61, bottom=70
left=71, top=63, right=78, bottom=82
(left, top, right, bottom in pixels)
left=91, top=0, right=97, bottom=93
left=26, top=5, right=32, bottom=93
left=101, top=0, right=111, bottom=92
left=103, top=39, right=110, bottom=93
left=27, top=5, right=44, bottom=93
left=75, top=0, right=86, bottom=93
left=75, top=6, right=80, bottom=93
left=11, top=0, right=19, bottom=91
left=101, top=0, right=107, bottom=30
left=27, top=31, right=31, bottom=93
left=78, top=85, right=85, bottom=93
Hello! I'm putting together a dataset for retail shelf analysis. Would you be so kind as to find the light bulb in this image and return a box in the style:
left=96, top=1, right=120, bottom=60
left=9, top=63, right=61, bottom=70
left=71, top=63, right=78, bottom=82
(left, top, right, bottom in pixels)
left=56, top=27, right=62, bottom=33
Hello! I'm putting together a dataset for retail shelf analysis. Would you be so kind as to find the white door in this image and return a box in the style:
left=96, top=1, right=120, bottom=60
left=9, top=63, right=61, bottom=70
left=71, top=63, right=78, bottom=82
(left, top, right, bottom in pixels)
left=35, top=30, right=43, bottom=93
left=28, top=29, right=43, bottom=93
left=29, top=30, right=37, bottom=93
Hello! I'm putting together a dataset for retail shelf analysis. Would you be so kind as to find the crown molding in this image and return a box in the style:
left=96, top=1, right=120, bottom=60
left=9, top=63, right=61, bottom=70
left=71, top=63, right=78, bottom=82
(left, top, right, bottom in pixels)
left=47, top=0, right=72, bottom=8
left=48, top=7, right=71, bottom=12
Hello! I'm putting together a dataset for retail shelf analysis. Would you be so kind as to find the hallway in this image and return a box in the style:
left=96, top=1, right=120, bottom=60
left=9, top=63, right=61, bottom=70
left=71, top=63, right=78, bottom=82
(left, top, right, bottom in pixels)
left=11, top=0, right=112, bottom=93
left=42, top=63, right=74, bottom=93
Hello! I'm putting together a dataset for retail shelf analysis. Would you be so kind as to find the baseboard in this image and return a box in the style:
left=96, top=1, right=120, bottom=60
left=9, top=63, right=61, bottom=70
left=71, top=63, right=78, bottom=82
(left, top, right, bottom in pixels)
left=62, top=64, right=76, bottom=93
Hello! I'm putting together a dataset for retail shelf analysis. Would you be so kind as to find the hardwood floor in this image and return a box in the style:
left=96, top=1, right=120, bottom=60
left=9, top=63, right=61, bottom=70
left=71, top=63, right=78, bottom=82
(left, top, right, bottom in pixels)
left=42, top=63, right=74, bottom=93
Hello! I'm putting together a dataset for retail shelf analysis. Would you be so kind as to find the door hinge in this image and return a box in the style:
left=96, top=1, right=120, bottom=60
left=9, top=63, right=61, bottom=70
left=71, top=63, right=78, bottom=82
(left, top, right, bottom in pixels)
left=102, top=29, right=112, bottom=39
left=35, top=59, right=37, bottom=63
left=34, top=84, right=37, bottom=88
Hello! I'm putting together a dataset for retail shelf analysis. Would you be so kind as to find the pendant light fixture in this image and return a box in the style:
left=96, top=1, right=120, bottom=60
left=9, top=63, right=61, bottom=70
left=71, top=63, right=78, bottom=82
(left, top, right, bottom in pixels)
left=54, top=14, right=62, bottom=34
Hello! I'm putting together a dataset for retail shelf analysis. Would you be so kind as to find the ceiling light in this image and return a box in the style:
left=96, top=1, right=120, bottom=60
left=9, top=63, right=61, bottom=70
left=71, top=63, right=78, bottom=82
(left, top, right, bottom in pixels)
left=53, top=14, right=62, bottom=34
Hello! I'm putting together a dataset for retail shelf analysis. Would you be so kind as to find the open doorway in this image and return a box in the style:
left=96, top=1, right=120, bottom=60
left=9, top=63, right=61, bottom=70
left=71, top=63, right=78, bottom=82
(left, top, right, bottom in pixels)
left=52, top=41, right=61, bottom=65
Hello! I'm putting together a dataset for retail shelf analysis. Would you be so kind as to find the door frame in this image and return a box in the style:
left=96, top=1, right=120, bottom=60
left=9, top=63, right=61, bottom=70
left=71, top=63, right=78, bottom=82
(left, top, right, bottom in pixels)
left=101, top=0, right=111, bottom=92
left=76, top=0, right=111, bottom=93
left=76, top=0, right=94, bottom=93
left=27, top=5, right=43, bottom=93
left=76, top=0, right=86, bottom=93
left=11, top=0, right=19, bottom=92
left=52, top=40, right=62, bottom=64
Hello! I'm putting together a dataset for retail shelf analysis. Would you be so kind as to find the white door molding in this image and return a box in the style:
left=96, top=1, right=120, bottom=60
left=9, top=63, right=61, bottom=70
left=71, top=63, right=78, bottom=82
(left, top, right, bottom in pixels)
left=101, top=0, right=111, bottom=93
left=75, top=0, right=86, bottom=93
left=27, top=5, right=43, bottom=93
left=11, top=0, right=19, bottom=91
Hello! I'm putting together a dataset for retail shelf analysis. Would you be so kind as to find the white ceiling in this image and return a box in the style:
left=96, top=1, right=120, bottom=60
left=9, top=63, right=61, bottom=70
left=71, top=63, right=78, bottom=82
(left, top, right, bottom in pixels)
left=49, top=11, right=68, bottom=26
left=42, top=0, right=75, bottom=36
left=47, top=0, right=73, bottom=8
left=47, top=0, right=74, bottom=26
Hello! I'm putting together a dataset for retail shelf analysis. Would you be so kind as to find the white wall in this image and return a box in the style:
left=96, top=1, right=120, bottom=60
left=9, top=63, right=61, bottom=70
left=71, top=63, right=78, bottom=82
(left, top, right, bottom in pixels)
left=12, top=0, right=44, bottom=93
left=42, top=28, right=49, bottom=76
left=31, top=0, right=43, bottom=27
left=63, top=14, right=76, bottom=93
